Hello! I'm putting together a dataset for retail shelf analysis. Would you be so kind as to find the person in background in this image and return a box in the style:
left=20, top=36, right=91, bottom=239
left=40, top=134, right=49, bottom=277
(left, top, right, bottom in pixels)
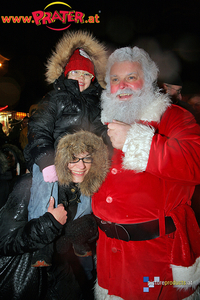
left=0, top=143, right=26, bottom=208
left=158, top=74, right=195, bottom=115
left=92, top=46, right=200, bottom=300
left=21, top=116, right=29, bottom=129
left=187, top=94, right=200, bottom=124
left=19, top=116, right=29, bottom=150
left=23, top=30, right=110, bottom=267
left=160, top=74, right=183, bottom=103
left=19, top=105, right=38, bottom=151
left=8, top=117, right=23, bottom=148
left=0, top=123, right=8, bottom=146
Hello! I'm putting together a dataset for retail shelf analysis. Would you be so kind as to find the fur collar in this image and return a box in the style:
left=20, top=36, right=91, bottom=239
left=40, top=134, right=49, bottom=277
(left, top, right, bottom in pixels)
left=122, top=92, right=171, bottom=171
left=140, top=91, right=171, bottom=123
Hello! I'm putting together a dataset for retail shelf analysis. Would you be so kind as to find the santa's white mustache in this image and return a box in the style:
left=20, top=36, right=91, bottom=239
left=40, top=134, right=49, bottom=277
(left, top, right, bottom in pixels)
left=114, top=88, right=142, bottom=98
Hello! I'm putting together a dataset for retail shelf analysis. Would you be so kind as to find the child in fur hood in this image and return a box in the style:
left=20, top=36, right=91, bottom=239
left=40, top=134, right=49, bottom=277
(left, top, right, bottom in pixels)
left=23, top=30, right=110, bottom=267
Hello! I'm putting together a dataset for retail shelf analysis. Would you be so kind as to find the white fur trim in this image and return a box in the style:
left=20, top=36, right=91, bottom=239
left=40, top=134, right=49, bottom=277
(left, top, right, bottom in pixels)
left=121, top=93, right=170, bottom=171
left=94, top=278, right=200, bottom=300
left=140, top=92, right=171, bottom=122
left=94, top=281, right=124, bottom=300
left=123, top=123, right=155, bottom=171
left=171, top=257, right=200, bottom=290
left=79, top=48, right=92, bottom=60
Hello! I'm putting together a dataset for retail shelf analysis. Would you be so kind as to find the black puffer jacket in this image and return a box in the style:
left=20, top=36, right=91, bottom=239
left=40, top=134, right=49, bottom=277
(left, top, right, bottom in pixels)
left=0, top=174, right=82, bottom=300
left=24, top=76, right=108, bottom=171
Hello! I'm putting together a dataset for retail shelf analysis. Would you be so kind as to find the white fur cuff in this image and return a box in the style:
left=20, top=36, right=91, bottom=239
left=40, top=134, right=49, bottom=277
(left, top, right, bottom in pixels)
left=94, top=281, right=124, bottom=300
left=171, top=257, right=200, bottom=290
left=123, top=123, right=155, bottom=171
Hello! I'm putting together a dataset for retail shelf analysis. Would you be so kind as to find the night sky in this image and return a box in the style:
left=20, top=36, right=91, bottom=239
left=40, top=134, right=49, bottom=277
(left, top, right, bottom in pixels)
left=0, top=0, right=200, bottom=112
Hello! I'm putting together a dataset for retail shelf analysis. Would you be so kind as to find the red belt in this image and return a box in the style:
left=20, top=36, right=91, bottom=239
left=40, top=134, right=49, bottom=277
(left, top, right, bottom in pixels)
left=95, top=216, right=176, bottom=242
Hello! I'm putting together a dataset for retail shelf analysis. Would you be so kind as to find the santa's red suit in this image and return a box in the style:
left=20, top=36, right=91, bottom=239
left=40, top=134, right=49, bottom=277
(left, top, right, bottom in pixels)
left=92, top=94, right=200, bottom=300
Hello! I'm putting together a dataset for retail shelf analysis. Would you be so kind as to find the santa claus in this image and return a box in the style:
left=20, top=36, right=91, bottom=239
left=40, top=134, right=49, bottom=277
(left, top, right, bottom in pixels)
left=92, top=46, right=200, bottom=300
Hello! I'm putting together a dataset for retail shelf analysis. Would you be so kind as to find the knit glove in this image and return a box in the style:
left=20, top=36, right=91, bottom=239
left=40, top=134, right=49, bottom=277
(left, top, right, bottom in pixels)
left=65, top=214, right=98, bottom=245
left=42, top=165, right=58, bottom=182
left=56, top=215, right=98, bottom=255
left=56, top=235, right=71, bottom=254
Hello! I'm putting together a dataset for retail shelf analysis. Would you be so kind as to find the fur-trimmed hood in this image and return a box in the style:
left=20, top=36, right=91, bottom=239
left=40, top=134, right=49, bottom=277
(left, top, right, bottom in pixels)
left=55, top=131, right=110, bottom=196
left=46, top=30, right=108, bottom=88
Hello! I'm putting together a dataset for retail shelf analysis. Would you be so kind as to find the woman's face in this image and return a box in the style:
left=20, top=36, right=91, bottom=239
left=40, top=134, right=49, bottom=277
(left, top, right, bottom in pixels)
left=67, top=152, right=92, bottom=183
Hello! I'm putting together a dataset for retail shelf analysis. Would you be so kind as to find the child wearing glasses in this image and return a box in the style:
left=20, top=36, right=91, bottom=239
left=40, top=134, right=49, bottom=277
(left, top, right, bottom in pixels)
left=24, top=30, right=110, bottom=267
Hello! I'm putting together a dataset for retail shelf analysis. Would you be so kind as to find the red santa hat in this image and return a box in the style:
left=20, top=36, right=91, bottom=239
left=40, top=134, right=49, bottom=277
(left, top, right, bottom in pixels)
left=64, top=48, right=95, bottom=80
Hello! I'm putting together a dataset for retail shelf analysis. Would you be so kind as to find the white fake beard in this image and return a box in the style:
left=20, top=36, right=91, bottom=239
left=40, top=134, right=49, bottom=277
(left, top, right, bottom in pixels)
left=101, top=87, right=155, bottom=124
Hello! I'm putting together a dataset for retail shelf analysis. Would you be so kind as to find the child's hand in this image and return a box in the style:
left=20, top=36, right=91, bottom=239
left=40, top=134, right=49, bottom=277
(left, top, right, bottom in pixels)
left=47, top=197, right=67, bottom=225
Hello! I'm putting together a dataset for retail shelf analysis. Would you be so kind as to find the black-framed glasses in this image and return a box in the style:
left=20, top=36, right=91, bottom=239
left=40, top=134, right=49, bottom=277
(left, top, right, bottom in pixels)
left=69, top=156, right=93, bottom=164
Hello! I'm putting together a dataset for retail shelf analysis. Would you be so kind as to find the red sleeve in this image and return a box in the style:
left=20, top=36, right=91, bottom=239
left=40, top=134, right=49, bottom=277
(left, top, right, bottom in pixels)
left=147, top=105, right=200, bottom=184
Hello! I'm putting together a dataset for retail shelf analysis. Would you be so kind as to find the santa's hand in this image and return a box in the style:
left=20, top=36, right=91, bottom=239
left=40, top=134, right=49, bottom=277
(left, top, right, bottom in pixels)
left=42, top=165, right=58, bottom=182
left=48, top=197, right=67, bottom=225
left=107, top=120, right=131, bottom=150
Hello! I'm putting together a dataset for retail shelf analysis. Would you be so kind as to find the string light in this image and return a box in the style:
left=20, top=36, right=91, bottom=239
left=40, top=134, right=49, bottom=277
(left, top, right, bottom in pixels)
left=15, top=112, right=27, bottom=118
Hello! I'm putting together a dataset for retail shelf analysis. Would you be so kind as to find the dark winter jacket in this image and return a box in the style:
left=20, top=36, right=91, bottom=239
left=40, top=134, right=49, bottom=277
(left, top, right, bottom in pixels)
left=24, top=76, right=108, bottom=171
left=0, top=174, right=82, bottom=300
left=24, top=30, right=109, bottom=172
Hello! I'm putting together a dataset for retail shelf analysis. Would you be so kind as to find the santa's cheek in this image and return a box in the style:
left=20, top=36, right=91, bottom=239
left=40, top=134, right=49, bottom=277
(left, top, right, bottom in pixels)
left=110, top=79, right=144, bottom=94
left=110, top=85, right=119, bottom=94
left=128, top=79, right=144, bottom=90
